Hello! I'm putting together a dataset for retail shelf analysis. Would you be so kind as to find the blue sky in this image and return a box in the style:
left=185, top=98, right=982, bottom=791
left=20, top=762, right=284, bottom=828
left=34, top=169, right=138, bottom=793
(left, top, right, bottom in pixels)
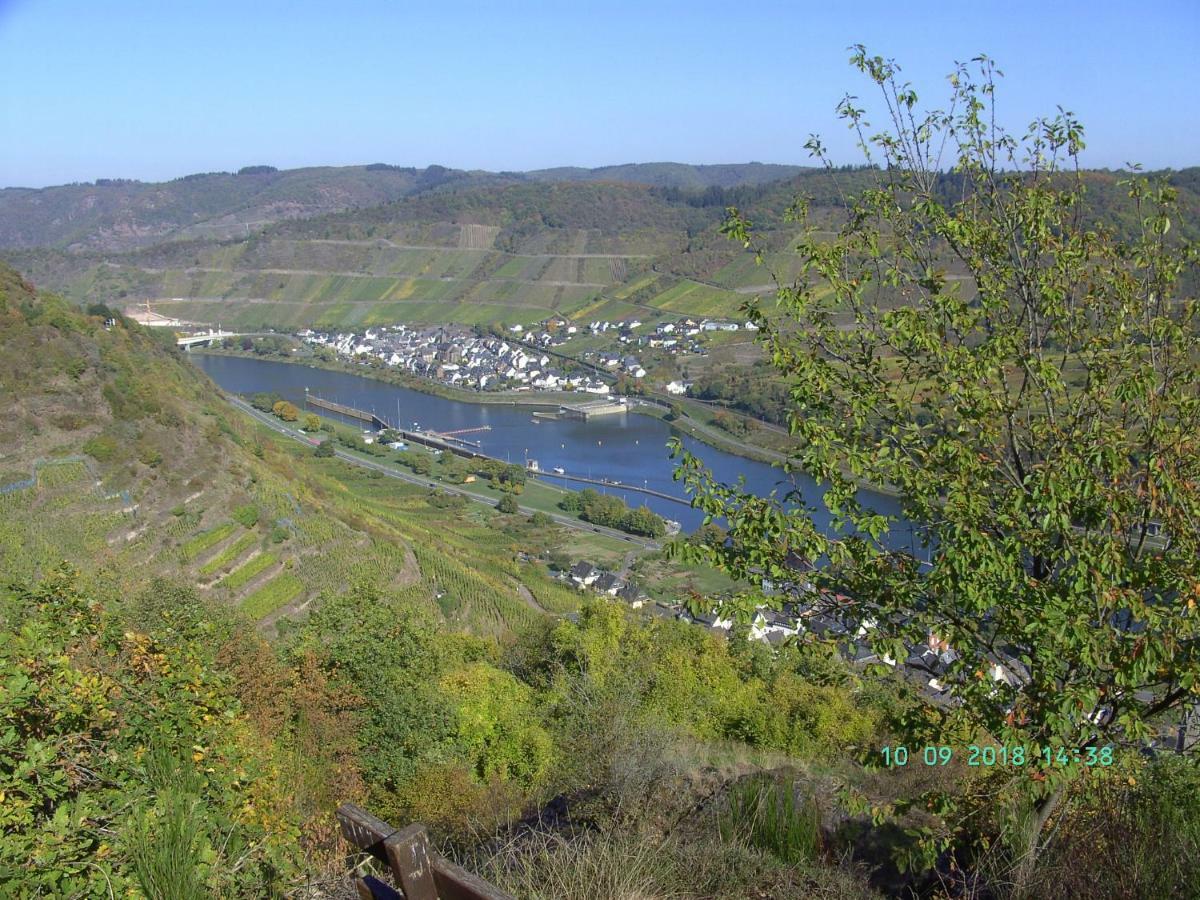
left=1, top=0, right=1197, bottom=187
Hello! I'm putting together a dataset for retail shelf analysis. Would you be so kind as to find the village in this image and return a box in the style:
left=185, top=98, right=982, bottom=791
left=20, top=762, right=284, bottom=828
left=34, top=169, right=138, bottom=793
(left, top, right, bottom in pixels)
left=557, top=548, right=1200, bottom=748
left=297, top=314, right=756, bottom=396
left=558, top=554, right=1000, bottom=705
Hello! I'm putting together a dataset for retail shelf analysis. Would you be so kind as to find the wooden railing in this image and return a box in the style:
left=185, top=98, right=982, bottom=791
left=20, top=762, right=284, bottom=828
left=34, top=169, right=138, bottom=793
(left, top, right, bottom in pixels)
left=336, top=804, right=514, bottom=900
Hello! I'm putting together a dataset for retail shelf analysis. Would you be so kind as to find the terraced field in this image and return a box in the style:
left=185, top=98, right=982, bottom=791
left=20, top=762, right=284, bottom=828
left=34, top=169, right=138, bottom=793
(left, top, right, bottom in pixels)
left=57, top=223, right=673, bottom=328
left=0, top=459, right=131, bottom=581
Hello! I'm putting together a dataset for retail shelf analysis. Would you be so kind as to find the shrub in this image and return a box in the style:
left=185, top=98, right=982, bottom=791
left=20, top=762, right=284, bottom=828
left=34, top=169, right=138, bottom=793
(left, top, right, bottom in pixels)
left=497, top=495, right=519, bottom=514
left=83, top=434, right=119, bottom=462
left=232, top=504, right=259, bottom=528
left=137, top=445, right=163, bottom=467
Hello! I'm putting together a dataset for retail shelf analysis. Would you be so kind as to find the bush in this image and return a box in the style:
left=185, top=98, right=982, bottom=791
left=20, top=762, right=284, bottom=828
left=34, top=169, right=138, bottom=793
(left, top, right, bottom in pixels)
left=313, top=440, right=335, bottom=458
left=83, top=434, right=119, bottom=462
left=137, top=444, right=163, bottom=467
left=0, top=571, right=301, bottom=896
left=1031, top=756, right=1200, bottom=898
left=497, top=495, right=519, bottom=514
left=232, top=504, right=259, bottom=528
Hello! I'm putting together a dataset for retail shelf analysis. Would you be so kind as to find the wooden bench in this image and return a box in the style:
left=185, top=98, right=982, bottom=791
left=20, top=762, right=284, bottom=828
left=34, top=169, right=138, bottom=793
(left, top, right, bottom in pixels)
left=336, top=803, right=515, bottom=900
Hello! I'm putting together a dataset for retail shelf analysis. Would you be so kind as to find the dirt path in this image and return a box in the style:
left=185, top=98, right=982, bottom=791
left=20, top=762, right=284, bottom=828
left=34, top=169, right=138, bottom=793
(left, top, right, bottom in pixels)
left=617, top=550, right=638, bottom=579
left=297, top=238, right=652, bottom=259
left=516, top=582, right=548, bottom=613
left=124, top=263, right=609, bottom=289
left=257, top=591, right=317, bottom=636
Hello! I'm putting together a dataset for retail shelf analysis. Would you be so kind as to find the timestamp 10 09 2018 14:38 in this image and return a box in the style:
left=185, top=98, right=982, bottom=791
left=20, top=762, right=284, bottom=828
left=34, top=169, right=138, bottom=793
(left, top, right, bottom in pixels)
left=879, top=744, right=1115, bottom=768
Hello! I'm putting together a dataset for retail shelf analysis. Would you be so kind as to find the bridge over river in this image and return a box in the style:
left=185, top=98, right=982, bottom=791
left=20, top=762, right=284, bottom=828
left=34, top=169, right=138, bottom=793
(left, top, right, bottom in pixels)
left=175, top=330, right=261, bottom=348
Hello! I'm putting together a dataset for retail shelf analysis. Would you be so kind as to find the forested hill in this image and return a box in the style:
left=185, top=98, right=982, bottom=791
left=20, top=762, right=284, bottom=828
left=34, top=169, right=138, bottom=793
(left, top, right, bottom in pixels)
left=525, top=161, right=810, bottom=189
left=0, top=165, right=507, bottom=253
left=0, top=161, right=810, bottom=253
left=7, top=164, right=1198, bottom=333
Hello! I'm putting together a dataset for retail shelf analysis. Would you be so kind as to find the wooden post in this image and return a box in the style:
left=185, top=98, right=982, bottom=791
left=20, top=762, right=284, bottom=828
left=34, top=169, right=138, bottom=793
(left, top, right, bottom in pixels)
left=336, top=804, right=516, bottom=900
left=384, top=824, right=438, bottom=900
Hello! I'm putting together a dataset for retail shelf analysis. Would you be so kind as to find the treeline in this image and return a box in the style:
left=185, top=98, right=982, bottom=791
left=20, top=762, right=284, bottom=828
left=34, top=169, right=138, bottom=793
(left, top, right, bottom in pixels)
left=248, top=391, right=299, bottom=421
left=558, top=487, right=667, bottom=537
left=690, top=361, right=791, bottom=426
left=395, top=447, right=527, bottom=491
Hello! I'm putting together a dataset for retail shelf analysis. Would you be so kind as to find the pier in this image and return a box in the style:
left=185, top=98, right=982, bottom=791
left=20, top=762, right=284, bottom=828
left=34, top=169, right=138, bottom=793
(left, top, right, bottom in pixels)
left=304, top=392, right=485, bottom=456
left=531, top=469, right=690, bottom=507
left=303, top=392, right=689, bottom=508
left=306, top=392, right=391, bottom=428
left=558, top=399, right=627, bottom=420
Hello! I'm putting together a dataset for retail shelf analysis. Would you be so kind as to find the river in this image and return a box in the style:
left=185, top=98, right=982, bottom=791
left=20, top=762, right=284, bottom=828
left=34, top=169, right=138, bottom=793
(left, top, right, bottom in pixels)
left=194, top=354, right=917, bottom=546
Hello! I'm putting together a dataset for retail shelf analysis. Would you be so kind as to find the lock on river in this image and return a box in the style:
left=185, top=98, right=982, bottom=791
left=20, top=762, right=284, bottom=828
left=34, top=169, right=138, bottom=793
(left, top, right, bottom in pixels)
left=194, top=354, right=918, bottom=547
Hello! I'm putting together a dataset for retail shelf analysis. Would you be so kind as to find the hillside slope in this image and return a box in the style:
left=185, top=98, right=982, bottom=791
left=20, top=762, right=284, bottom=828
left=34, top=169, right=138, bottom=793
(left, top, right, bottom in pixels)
left=0, top=161, right=809, bottom=253
left=6, top=167, right=1198, bottom=331
left=0, top=264, right=576, bottom=636
left=525, top=161, right=810, bottom=188
left=0, top=164, right=515, bottom=252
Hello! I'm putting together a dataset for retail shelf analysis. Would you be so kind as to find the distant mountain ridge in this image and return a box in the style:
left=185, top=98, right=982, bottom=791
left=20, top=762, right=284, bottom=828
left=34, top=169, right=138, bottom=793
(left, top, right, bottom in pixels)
left=524, top=161, right=810, bottom=189
left=0, top=162, right=807, bottom=253
left=5, top=164, right=1196, bottom=334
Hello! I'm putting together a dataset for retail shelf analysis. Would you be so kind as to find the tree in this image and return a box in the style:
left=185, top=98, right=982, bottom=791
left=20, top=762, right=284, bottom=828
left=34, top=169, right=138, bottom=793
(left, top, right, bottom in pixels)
left=314, top=440, right=335, bottom=458
left=624, top=504, right=666, bottom=538
left=271, top=400, right=299, bottom=422
left=497, top=494, right=519, bottom=514
left=676, top=49, right=1199, bottom=879
left=303, top=414, right=320, bottom=432
left=250, top=392, right=280, bottom=413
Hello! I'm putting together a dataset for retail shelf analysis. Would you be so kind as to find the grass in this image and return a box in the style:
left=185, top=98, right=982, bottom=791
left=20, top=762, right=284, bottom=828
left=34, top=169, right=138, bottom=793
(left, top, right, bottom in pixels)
left=180, top=522, right=238, bottom=562
left=633, top=552, right=747, bottom=603
left=218, top=552, right=277, bottom=591
left=559, top=529, right=634, bottom=569
left=717, top=775, right=822, bottom=865
left=241, top=573, right=304, bottom=619
left=198, top=531, right=258, bottom=576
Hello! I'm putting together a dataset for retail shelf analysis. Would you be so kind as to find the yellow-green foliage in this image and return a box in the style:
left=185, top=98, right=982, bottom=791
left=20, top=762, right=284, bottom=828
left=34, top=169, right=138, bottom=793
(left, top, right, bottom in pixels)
left=0, top=464, right=130, bottom=582
left=542, top=600, right=885, bottom=758
left=0, top=570, right=300, bottom=896
left=241, top=573, right=303, bottom=619
left=199, top=531, right=259, bottom=576
left=181, top=522, right=238, bottom=561
left=219, top=552, right=276, bottom=591
left=441, top=663, right=554, bottom=787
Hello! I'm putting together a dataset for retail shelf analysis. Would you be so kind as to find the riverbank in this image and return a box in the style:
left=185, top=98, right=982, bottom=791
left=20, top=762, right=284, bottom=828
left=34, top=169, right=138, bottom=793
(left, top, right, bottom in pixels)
left=228, top=394, right=663, bottom=549
left=193, top=347, right=790, bottom=465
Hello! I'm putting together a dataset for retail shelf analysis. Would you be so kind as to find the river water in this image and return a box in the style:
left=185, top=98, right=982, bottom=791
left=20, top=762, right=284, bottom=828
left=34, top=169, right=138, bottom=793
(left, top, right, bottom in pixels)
left=194, top=354, right=916, bottom=545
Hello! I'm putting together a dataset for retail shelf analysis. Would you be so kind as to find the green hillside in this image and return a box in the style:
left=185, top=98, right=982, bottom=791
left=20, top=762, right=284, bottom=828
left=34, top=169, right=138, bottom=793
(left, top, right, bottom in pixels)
left=0, top=264, right=581, bottom=636
left=0, top=263, right=917, bottom=897
left=6, top=166, right=1200, bottom=333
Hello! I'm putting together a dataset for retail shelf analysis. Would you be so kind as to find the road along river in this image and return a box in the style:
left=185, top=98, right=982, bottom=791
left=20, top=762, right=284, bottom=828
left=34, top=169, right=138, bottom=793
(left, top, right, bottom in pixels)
left=195, top=354, right=918, bottom=546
